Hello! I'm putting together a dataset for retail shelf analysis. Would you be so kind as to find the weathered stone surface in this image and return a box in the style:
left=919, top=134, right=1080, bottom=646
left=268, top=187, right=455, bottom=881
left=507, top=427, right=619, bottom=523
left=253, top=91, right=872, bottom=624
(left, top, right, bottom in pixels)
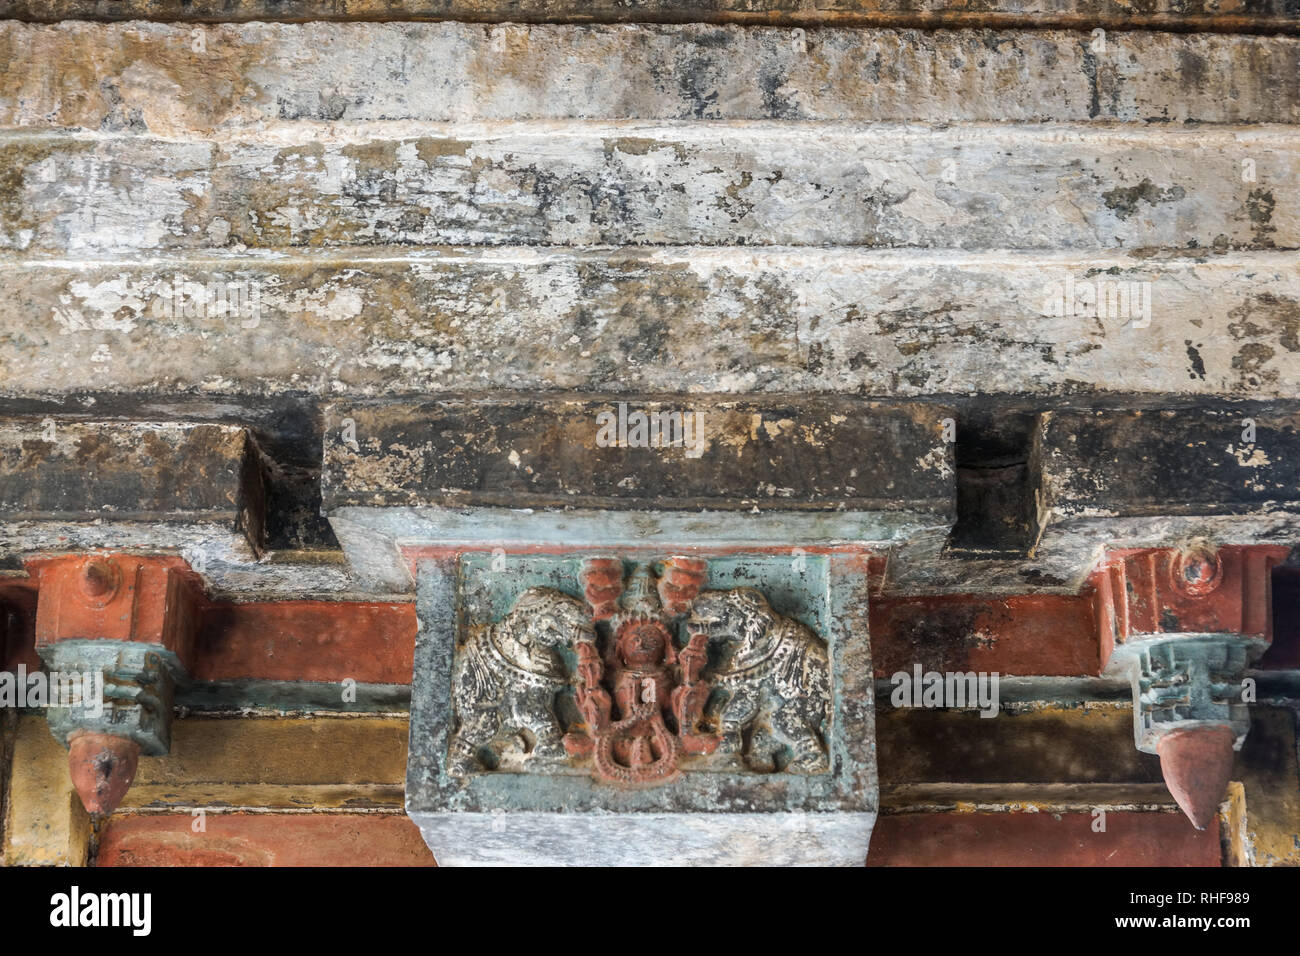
left=867, top=810, right=1221, bottom=865
left=120, top=716, right=410, bottom=811
left=3, top=0, right=1297, bottom=32
left=876, top=705, right=1163, bottom=784
left=4, top=126, right=1297, bottom=252
left=871, top=593, right=1102, bottom=676
left=885, top=409, right=1300, bottom=595
left=0, top=391, right=339, bottom=556
left=2, top=251, right=1297, bottom=400
left=0, top=420, right=258, bottom=522
left=322, top=397, right=952, bottom=591
left=1234, top=706, right=1300, bottom=866
left=2, top=575, right=414, bottom=707
left=194, top=599, right=415, bottom=683
left=2, top=23, right=1298, bottom=132
left=0, top=0, right=1296, bottom=874
left=1037, top=408, right=1300, bottom=520
left=322, top=397, right=953, bottom=512
left=890, top=514, right=1300, bottom=597
left=881, top=781, right=1178, bottom=813
left=0, top=420, right=266, bottom=559
left=176, top=677, right=410, bottom=712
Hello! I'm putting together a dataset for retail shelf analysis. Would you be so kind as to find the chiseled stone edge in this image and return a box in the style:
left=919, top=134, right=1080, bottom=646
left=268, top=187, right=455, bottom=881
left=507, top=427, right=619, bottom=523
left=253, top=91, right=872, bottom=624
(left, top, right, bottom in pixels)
left=0, top=419, right=267, bottom=564
left=320, top=398, right=953, bottom=511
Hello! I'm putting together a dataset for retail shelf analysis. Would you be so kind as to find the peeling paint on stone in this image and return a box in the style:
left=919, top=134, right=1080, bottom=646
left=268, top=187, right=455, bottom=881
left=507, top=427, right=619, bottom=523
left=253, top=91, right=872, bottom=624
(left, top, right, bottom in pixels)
left=1, top=251, right=1296, bottom=399
left=3, top=126, right=1297, bottom=252
left=1, top=24, right=1298, bottom=132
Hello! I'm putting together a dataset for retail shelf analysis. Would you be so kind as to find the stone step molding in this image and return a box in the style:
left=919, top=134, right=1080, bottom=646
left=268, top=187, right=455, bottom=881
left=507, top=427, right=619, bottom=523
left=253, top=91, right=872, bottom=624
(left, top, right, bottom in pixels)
left=0, top=419, right=266, bottom=563
left=320, top=396, right=957, bottom=593
left=2, top=251, right=1296, bottom=401
left=888, top=405, right=1300, bottom=593
left=0, top=404, right=1295, bottom=600
left=3, top=125, right=1296, bottom=253
left=1, top=24, right=1298, bottom=132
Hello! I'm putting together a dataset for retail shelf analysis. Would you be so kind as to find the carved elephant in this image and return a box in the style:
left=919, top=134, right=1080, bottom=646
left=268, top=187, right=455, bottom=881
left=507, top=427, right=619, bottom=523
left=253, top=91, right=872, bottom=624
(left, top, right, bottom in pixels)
left=447, top=587, right=594, bottom=775
left=688, top=587, right=830, bottom=773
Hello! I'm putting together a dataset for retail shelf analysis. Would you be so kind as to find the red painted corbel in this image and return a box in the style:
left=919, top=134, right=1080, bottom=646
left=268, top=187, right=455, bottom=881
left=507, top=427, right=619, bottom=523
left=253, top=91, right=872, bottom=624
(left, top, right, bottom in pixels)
left=1091, top=542, right=1290, bottom=828
left=29, top=553, right=202, bottom=816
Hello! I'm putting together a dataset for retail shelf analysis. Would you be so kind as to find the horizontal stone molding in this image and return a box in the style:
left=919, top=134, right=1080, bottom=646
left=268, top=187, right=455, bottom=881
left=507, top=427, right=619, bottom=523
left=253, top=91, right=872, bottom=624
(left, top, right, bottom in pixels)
left=870, top=592, right=1102, bottom=677
left=322, top=397, right=954, bottom=513
left=2, top=0, right=1298, bottom=34
left=867, top=810, right=1221, bottom=865
left=0, top=250, right=1295, bottom=400
left=322, top=398, right=953, bottom=592
left=96, top=812, right=434, bottom=866
left=3, top=125, right=1297, bottom=253
left=2, top=24, right=1298, bottom=132
left=0, top=420, right=259, bottom=522
left=881, top=782, right=1182, bottom=813
left=1038, top=408, right=1300, bottom=521
left=119, top=716, right=410, bottom=811
left=876, top=705, right=1163, bottom=785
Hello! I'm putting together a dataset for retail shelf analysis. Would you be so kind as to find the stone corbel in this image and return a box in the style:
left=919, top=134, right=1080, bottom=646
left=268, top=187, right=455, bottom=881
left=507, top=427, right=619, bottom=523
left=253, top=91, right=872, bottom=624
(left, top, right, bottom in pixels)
left=1093, top=542, right=1290, bottom=828
left=320, top=398, right=958, bottom=864
left=31, top=553, right=201, bottom=816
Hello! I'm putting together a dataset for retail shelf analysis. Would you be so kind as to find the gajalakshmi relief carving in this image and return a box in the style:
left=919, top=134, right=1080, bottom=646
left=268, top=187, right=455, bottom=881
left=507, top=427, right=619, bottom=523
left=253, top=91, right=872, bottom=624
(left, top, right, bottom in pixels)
left=447, top=556, right=831, bottom=787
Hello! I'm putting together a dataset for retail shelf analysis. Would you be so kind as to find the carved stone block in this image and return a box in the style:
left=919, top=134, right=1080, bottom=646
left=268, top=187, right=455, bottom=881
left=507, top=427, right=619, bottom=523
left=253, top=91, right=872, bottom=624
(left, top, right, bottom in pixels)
left=41, top=640, right=176, bottom=756
left=0, top=421, right=266, bottom=562
left=407, top=550, right=876, bottom=865
left=321, top=397, right=954, bottom=592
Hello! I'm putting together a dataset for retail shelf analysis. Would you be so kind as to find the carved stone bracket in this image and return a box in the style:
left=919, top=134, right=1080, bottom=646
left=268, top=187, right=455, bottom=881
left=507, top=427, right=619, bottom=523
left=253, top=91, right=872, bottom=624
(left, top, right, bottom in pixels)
left=31, top=553, right=200, bottom=815
left=446, top=558, right=832, bottom=789
left=42, top=641, right=176, bottom=755
left=409, top=547, right=876, bottom=866
left=1094, top=542, right=1290, bottom=828
left=1126, top=636, right=1256, bottom=755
